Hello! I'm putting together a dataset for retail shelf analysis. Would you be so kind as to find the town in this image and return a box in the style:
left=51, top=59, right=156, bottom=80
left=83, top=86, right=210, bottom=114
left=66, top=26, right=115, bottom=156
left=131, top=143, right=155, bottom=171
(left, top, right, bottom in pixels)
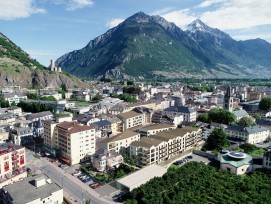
left=0, top=79, right=270, bottom=203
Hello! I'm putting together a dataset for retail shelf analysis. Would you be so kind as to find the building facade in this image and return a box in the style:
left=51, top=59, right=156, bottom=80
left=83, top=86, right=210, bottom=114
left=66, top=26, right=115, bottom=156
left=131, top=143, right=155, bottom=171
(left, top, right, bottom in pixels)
left=225, top=125, right=270, bottom=144
left=130, top=127, right=203, bottom=167
left=0, top=144, right=27, bottom=188
left=98, top=130, right=140, bottom=154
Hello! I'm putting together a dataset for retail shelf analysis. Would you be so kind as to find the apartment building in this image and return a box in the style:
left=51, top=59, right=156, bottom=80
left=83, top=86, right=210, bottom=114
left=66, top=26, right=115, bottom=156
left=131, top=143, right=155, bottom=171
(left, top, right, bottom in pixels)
left=117, top=107, right=153, bottom=131
left=91, top=149, right=123, bottom=172
left=56, top=121, right=96, bottom=165
left=130, top=127, right=202, bottom=167
left=98, top=130, right=140, bottom=154
left=163, top=106, right=197, bottom=122
left=11, top=127, right=33, bottom=145
left=130, top=137, right=168, bottom=166
left=0, top=144, right=27, bottom=188
left=138, top=123, right=176, bottom=137
left=2, top=174, right=63, bottom=204
left=225, top=125, right=270, bottom=144
left=44, top=120, right=96, bottom=165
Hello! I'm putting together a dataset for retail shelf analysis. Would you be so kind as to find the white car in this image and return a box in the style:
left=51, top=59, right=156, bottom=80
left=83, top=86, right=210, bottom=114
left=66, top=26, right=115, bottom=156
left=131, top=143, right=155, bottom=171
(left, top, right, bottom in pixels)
left=72, top=171, right=82, bottom=176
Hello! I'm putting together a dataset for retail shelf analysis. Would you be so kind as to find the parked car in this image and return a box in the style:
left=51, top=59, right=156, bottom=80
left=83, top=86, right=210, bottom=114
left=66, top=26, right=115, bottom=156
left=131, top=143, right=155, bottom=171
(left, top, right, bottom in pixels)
left=79, top=175, right=87, bottom=180
left=82, top=177, right=92, bottom=183
left=72, top=171, right=82, bottom=176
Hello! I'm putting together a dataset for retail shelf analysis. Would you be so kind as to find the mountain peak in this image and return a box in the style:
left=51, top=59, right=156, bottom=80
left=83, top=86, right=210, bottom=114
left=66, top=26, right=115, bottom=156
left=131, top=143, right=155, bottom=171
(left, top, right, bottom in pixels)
left=186, top=19, right=210, bottom=32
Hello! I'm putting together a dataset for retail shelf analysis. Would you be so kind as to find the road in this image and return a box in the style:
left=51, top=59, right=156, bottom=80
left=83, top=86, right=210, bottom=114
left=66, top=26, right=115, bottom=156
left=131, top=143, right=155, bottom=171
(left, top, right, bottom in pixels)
left=40, top=157, right=115, bottom=204
left=25, top=149, right=115, bottom=204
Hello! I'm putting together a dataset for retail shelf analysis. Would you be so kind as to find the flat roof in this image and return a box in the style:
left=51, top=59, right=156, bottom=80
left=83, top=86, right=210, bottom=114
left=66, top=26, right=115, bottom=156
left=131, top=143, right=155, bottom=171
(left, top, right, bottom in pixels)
left=117, top=164, right=167, bottom=191
left=3, top=174, right=62, bottom=204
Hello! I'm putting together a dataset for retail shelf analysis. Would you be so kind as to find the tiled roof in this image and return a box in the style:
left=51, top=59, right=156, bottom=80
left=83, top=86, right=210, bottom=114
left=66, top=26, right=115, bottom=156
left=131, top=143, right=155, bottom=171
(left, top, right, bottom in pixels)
left=56, top=121, right=93, bottom=134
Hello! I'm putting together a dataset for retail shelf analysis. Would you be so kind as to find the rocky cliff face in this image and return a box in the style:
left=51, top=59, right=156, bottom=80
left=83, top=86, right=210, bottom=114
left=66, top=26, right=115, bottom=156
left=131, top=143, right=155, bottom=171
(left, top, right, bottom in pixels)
left=0, top=32, right=89, bottom=88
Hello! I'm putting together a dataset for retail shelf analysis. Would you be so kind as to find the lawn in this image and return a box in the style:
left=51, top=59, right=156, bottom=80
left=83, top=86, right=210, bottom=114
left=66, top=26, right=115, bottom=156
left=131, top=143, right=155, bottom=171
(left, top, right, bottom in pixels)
left=169, top=164, right=180, bottom=170
left=72, top=101, right=91, bottom=106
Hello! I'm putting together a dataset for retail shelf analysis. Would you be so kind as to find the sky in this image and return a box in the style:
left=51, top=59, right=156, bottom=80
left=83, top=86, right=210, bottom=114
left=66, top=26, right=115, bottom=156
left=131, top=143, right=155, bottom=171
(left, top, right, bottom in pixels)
left=0, top=0, right=271, bottom=66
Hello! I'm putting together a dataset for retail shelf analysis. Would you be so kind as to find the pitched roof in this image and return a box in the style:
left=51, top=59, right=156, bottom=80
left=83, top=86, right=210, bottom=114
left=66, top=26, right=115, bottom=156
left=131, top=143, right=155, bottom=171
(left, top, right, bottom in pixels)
left=98, top=130, right=139, bottom=143
left=226, top=125, right=269, bottom=134
left=164, top=106, right=196, bottom=113
left=131, top=137, right=164, bottom=148
left=233, top=110, right=248, bottom=117
left=139, top=123, right=175, bottom=131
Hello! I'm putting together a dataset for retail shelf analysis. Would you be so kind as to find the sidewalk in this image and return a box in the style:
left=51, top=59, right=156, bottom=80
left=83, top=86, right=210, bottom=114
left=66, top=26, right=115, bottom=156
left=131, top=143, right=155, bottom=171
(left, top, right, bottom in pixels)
left=41, top=157, right=115, bottom=204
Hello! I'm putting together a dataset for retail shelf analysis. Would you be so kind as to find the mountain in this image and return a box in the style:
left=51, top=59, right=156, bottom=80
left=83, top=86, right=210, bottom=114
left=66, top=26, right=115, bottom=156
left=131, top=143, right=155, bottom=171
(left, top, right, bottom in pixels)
left=56, top=12, right=271, bottom=79
left=0, top=33, right=88, bottom=88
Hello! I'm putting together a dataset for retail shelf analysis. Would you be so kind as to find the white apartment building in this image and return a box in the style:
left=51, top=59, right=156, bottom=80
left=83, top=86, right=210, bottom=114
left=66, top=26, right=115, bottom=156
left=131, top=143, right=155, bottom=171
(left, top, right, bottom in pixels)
left=163, top=106, right=197, bottom=122
left=130, top=127, right=203, bottom=167
left=98, top=130, right=140, bottom=154
left=117, top=108, right=152, bottom=131
left=0, top=144, right=27, bottom=188
left=2, top=174, right=63, bottom=204
left=225, top=125, right=270, bottom=144
left=56, top=121, right=96, bottom=165
left=43, top=120, right=96, bottom=165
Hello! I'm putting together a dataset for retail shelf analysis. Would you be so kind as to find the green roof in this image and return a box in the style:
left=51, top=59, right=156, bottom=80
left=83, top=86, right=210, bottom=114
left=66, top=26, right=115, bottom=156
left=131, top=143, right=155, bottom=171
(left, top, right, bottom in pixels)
left=220, top=153, right=253, bottom=168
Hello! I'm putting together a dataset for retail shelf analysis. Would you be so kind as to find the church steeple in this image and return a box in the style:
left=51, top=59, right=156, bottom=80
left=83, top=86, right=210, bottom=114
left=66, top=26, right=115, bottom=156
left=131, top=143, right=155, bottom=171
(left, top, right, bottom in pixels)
left=224, top=85, right=233, bottom=112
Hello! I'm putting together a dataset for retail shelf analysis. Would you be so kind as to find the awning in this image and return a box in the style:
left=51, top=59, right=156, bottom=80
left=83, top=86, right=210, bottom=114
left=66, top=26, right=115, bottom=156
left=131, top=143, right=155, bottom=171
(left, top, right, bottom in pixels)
left=59, top=156, right=71, bottom=164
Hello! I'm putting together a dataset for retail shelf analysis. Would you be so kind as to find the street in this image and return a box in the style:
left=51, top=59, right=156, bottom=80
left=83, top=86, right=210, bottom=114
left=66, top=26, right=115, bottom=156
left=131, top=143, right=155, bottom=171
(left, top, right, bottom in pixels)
left=25, top=149, right=115, bottom=204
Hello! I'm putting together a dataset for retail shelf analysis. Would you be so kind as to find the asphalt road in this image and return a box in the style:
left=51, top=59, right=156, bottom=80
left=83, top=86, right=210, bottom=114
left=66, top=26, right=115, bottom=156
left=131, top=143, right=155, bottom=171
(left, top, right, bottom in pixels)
left=41, top=165, right=90, bottom=204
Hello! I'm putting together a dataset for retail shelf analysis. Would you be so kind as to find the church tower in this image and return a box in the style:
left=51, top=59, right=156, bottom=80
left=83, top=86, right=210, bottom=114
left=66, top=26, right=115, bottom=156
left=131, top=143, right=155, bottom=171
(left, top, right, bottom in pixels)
left=224, top=85, right=233, bottom=112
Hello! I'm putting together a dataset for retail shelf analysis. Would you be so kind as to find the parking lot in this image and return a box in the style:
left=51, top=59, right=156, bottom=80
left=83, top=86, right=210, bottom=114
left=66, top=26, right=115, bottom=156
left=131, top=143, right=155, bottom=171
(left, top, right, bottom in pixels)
left=172, top=153, right=212, bottom=167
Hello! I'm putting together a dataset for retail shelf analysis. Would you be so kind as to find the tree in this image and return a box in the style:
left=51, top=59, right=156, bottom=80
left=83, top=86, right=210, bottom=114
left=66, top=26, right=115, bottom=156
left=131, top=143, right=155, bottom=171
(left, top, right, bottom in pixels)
left=237, top=116, right=256, bottom=127
left=0, top=98, right=10, bottom=108
left=11, top=101, right=16, bottom=106
left=92, top=93, right=103, bottom=102
left=127, top=80, right=134, bottom=86
left=205, top=128, right=229, bottom=150
left=197, top=113, right=209, bottom=123
left=208, top=108, right=236, bottom=125
left=259, top=98, right=271, bottom=111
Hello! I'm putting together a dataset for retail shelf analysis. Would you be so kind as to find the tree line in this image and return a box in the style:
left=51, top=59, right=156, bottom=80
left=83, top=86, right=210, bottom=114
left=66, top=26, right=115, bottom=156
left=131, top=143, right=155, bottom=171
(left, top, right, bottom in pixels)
left=126, top=162, right=271, bottom=204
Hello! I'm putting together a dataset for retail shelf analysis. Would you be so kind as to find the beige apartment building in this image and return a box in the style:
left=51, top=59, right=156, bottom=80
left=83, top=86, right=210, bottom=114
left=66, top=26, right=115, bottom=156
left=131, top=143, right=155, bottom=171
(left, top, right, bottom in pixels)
left=138, top=123, right=176, bottom=137
left=98, top=130, right=140, bottom=154
left=117, top=108, right=153, bottom=131
left=44, top=120, right=96, bottom=165
left=0, top=143, right=27, bottom=188
left=130, top=127, right=202, bottom=167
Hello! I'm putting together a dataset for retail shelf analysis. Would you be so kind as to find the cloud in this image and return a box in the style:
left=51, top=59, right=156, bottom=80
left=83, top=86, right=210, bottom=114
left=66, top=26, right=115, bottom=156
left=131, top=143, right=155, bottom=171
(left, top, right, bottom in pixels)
left=106, top=18, right=124, bottom=29
left=0, top=0, right=46, bottom=20
left=161, top=0, right=271, bottom=30
left=66, top=0, right=94, bottom=11
left=196, top=0, right=227, bottom=8
left=150, top=7, right=174, bottom=16
left=162, top=9, right=197, bottom=29
left=200, top=0, right=271, bottom=30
